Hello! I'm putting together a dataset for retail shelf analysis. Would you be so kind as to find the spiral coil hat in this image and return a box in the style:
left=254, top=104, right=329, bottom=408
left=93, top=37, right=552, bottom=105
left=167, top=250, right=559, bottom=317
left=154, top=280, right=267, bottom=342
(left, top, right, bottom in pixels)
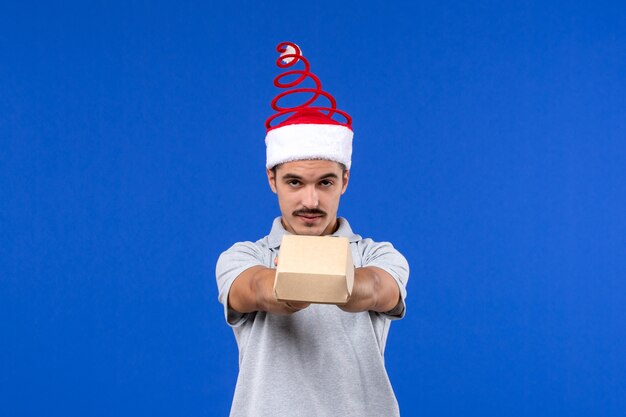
left=265, top=42, right=354, bottom=169
left=266, top=42, right=352, bottom=130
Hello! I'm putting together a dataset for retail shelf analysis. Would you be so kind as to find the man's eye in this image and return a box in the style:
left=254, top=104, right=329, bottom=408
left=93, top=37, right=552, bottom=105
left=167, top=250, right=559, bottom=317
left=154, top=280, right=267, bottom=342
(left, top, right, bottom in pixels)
left=287, top=180, right=301, bottom=186
left=320, top=180, right=333, bottom=187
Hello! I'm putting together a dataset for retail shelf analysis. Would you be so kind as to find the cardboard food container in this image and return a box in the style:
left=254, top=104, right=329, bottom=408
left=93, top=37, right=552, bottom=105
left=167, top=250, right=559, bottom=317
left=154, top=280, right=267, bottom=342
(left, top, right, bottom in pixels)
left=273, top=234, right=355, bottom=305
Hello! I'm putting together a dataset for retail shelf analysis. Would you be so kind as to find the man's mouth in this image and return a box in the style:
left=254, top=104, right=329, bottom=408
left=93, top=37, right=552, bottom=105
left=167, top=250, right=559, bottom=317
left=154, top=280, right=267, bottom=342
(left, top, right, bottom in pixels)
left=293, top=210, right=326, bottom=222
left=299, top=215, right=320, bottom=220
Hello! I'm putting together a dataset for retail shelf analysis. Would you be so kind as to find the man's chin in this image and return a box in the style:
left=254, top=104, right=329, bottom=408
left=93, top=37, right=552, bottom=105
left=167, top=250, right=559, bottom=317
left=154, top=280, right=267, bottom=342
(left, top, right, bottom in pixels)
left=282, top=216, right=336, bottom=236
left=290, top=222, right=324, bottom=236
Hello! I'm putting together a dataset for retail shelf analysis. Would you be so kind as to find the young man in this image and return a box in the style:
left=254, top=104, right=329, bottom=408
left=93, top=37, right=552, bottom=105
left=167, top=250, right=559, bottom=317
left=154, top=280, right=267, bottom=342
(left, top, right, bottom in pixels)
left=216, top=42, right=409, bottom=417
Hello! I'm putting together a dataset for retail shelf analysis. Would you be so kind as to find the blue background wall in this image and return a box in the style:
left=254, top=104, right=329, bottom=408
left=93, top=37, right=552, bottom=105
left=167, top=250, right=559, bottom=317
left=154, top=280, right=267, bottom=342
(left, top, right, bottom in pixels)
left=1, top=1, right=625, bottom=416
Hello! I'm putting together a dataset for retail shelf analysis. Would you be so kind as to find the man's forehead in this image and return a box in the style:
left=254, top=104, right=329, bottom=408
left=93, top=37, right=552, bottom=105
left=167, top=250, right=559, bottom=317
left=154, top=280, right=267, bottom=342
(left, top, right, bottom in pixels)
left=275, top=160, right=345, bottom=174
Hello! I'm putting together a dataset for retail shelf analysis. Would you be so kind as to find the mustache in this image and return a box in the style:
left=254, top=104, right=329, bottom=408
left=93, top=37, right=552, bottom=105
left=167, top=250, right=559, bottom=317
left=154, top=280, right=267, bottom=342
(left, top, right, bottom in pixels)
left=293, top=208, right=327, bottom=217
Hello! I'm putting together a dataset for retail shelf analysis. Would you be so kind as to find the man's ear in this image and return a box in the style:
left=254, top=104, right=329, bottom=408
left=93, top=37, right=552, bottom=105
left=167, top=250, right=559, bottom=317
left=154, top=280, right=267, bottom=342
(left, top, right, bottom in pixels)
left=341, top=169, right=350, bottom=195
left=266, top=168, right=277, bottom=194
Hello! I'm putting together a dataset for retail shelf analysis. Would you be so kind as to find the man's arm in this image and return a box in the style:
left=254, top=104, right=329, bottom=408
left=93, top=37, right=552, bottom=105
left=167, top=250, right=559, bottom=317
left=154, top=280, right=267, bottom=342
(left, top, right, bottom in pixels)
left=338, top=266, right=401, bottom=313
left=228, top=265, right=310, bottom=315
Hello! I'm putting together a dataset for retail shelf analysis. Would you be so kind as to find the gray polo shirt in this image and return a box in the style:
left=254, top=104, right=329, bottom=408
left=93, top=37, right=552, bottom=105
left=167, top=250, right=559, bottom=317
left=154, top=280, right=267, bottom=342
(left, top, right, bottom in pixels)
left=216, top=217, right=409, bottom=417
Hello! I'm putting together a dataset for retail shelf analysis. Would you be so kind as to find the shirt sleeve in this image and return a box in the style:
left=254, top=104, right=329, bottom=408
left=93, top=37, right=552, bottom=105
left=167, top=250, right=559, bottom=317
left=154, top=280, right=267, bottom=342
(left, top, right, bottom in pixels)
left=359, top=239, right=410, bottom=320
left=215, top=241, right=267, bottom=327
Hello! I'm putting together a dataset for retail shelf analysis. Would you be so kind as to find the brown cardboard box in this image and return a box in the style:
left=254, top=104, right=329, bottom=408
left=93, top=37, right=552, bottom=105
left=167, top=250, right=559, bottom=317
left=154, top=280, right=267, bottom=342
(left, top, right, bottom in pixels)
left=273, top=235, right=354, bottom=305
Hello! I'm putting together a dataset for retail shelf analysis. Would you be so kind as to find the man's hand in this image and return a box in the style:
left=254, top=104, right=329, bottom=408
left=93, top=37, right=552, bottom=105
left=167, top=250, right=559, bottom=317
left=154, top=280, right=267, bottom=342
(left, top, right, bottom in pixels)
left=338, top=266, right=401, bottom=313
left=229, top=260, right=398, bottom=315
left=228, top=258, right=310, bottom=315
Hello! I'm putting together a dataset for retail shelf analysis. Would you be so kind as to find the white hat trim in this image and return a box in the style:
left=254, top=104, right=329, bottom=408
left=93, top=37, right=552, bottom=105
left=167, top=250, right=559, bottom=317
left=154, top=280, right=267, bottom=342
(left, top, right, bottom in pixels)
left=265, top=123, right=353, bottom=169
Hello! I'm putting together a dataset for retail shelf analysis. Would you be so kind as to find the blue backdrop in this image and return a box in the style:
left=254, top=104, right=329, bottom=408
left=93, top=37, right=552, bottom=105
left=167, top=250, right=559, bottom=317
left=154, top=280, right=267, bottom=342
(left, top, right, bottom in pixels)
left=1, top=1, right=625, bottom=416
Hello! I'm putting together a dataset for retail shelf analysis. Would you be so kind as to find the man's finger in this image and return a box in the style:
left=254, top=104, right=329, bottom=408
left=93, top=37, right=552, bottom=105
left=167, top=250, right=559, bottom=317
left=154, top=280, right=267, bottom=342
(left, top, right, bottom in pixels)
left=285, top=301, right=310, bottom=311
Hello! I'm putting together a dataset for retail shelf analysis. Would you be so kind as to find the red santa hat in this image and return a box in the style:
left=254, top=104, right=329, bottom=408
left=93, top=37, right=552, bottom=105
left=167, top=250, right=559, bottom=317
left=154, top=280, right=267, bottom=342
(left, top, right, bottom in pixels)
left=265, top=42, right=353, bottom=169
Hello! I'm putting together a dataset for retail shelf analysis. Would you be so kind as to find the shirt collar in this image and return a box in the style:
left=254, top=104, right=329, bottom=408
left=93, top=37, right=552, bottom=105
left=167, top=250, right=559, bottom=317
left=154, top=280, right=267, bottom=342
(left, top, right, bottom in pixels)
left=267, top=216, right=361, bottom=249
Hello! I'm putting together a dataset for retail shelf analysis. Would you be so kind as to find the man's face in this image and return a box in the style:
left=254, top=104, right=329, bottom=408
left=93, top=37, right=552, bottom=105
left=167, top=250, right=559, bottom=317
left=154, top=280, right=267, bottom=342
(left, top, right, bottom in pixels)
left=267, top=160, right=350, bottom=236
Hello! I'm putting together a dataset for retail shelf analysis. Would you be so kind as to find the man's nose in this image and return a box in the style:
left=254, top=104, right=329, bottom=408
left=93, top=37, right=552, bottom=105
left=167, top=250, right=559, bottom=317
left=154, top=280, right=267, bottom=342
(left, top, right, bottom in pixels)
left=302, top=185, right=319, bottom=208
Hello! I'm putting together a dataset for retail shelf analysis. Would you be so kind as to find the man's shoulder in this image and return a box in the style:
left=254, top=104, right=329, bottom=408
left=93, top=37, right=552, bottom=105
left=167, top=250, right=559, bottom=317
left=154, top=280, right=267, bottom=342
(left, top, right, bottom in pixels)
left=352, top=236, right=401, bottom=256
left=221, top=235, right=272, bottom=256
left=215, top=235, right=273, bottom=279
left=350, top=234, right=408, bottom=271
